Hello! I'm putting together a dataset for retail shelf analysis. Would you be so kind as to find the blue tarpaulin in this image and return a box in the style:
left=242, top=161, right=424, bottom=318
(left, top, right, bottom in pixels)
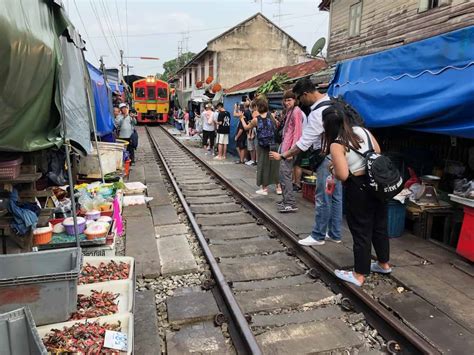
left=87, top=62, right=115, bottom=136
left=329, top=25, right=474, bottom=139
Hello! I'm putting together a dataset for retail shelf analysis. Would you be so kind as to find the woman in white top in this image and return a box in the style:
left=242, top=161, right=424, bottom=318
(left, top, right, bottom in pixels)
left=202, top=104, right=216, bottom=155
left=322, top=105, right=391, bottom=287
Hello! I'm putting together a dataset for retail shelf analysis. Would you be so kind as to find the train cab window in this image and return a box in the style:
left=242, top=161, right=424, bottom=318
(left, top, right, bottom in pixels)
left=147, top=87, right=156, bottom=100
left=157, top=88, right=168, bottom=99
left=135, top=87, right=145, bottom=98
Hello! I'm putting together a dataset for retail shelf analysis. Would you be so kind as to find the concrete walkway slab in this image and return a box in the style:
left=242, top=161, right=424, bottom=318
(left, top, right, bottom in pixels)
left=236, top=282, right=334, bottom=313
left=157, top=235, right=198, bottom=275
left=126, top=215, right=161, bottom=277
left=251, top=305, right=344, bottom=328
left=123, top=205, right=151, bottom=218
left=186, top=196, right=234, bottom=205
left=256, top=319, right=364, bottom=354
left=380, top=292, right=474, bottom=354
left=167, top=291, right=219, bottom=325
left=129, top=165, right=145, bottom=183
left=134, top=290, right=161, bottom=355
left=232, top=274, right=315, bottom=291
left=151, top=205, right=180, bottom=226
left=147, top=182, right=171, bottom=207
left=166, top=322, right=231, bottom=355
left=190, top=203, right=242, bottom=214
left=201, top=224, right=268, bottom=240
left=210, top=238, right=284, bottom=257
left=144, top=166, right=162, bottom=183
left=183, top=189, right=228, bottom=197
left=155, top=224, right=188, bottom=238
left=196, top=212, right=254, bottom=226
left=219, top=254, right=304, bottom=282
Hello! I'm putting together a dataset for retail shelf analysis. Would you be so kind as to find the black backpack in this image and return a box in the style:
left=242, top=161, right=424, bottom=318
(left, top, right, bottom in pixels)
left=313, top=96, right=365, bottom=127
left=351, top=129, right=403, bottom=201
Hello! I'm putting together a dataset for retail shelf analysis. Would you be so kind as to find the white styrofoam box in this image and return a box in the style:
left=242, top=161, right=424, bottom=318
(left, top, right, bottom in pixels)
left=77, top=279, right=133, bottom=314
left=37, top=313, right=134, bottom=355
left=449, top=194, right=474, bottom=208
left=81, top=256, right=135, bottom=285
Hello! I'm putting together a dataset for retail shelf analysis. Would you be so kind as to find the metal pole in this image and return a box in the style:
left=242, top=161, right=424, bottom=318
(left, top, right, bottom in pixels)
left=64, top=140, right=81, bottom=249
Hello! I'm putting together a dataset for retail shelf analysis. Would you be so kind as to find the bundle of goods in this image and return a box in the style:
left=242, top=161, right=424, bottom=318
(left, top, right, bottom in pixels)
left=42, top=320, right=121, bottom=354
left=70, top=290, right=119, bottom=320
left=79, top=261, right=130, bottom=284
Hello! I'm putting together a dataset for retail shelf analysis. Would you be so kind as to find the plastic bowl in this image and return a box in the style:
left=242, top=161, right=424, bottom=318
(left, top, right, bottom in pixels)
left=63, top=217, right=86, bottom=235
left=33, top=226, right=53, bottom=245
left=85, top=210, right=100, bottom=221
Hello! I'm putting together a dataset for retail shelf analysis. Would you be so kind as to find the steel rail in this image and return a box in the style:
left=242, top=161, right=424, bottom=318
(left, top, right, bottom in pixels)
left=159, top=125, right=441, bottom=355
left=147, top=127, right=262, bottom=355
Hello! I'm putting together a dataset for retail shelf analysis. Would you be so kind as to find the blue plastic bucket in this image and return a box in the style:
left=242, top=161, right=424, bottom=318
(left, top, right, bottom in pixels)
left=387, top=200, right=406, bottom=238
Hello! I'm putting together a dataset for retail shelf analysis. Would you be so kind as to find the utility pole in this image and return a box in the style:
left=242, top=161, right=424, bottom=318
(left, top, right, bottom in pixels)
left=119, top=49, right=124, bottom=82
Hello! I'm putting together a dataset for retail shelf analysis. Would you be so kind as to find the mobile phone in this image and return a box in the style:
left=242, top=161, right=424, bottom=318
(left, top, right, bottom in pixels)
left=239, top=103, right=245, bottom=111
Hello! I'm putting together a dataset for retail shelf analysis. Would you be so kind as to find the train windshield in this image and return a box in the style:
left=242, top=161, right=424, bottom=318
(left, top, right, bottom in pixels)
left=135, top=87, right=145, bottom=98
left=147, top=87, right=156, bottom=100
left=157, top=88, right=168, bottom=99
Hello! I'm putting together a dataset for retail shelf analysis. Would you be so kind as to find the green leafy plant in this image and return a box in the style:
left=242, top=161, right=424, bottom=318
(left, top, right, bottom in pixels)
left=256, top=73, right=290, bottom=95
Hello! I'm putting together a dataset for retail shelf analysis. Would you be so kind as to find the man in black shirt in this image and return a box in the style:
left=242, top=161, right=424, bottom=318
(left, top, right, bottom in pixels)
left=215, top=103, right=231, bottom=160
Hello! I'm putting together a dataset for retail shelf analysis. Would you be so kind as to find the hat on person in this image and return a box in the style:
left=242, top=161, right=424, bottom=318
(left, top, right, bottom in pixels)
left=119, top=103, right=128, bottom=109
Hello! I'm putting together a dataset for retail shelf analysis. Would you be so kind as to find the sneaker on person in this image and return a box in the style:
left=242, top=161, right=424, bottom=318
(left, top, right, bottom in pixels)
left=255, top=189, right=268, bottom=196
left=276, top=200, right=285, bottom=207
left=276, top=187, right=282, bottom=195
left=298, top=235, right=325, bottom=246
left=278, top=205, right=298, bottom=213
left=245, top=160, right=255, bottom=166
left=251, top=161, right=257, bottom=166
left=235, top=160, right=243, bottom=164
left=325, top=234, right=342, bottom=243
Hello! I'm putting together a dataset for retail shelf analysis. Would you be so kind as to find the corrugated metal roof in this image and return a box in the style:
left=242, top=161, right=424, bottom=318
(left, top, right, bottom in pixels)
left=225, top=59, right=327, bottom=95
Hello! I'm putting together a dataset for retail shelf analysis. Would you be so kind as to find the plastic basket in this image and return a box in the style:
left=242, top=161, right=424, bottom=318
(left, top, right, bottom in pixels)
left=0, top=307, right=47, bottom=355
left=387, top=200, right=406, bottom=238
left=37, top=312, right=134, bottom=355
left=80, top=256, right=135, bottom=285
left=456, top=207, right=474, bottom=261
left=302, top=182, right=316, bottom=203
left=0, top=248, right=82, bottom=325
left=0, top=156, right=23, bottom=179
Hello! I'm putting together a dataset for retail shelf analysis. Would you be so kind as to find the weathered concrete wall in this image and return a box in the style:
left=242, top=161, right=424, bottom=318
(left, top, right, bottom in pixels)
left=208, top=15, right=307, bottom=89
left=327, top=0, right=474, bottom=63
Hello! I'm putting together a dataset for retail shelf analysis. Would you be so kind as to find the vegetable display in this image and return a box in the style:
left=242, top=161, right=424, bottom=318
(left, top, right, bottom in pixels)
left=79, top=261, right=130, bottom=284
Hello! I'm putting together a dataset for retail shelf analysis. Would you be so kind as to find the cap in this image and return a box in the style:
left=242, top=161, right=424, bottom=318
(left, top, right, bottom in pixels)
left=119, top=103, right=128, bottom=109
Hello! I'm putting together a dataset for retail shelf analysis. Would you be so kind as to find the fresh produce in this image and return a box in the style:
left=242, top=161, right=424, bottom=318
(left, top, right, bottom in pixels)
left=42, top=321, right=121, bottom=354
left=70, top=290, right=119, bottom=320
left=79, top=261, right=130, bottom=284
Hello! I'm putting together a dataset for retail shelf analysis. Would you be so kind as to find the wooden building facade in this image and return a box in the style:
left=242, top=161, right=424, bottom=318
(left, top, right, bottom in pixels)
left=319, top=0, right=474, bottom=63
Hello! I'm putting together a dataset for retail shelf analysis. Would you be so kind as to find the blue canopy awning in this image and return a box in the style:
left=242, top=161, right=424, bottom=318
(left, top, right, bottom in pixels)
left=329, top=25, right=474, bottom=139
left=87, top=62, right=115, bottom=136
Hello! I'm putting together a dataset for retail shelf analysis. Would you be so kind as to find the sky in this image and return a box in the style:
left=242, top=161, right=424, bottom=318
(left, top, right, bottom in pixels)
left=65, top=0, right=329, bottom=76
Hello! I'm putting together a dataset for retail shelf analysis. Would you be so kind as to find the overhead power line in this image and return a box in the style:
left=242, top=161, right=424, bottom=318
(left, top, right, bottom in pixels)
left=73, top=0, right=99, bottom=60
left=89, top=0, right=120, bottom=63
left=89, top=25, right=232, bottom=39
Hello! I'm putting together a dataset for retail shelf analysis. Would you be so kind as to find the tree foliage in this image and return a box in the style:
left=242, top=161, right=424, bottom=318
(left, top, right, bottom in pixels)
left=161, top=52, right=196, bottom=81
left=256, top=73, right=290, bottom=95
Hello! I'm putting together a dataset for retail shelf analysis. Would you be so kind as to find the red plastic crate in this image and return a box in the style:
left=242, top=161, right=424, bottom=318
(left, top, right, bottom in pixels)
left=302, top=182, right=316, bottom=203
left=456, top=207, right=474, bottom=262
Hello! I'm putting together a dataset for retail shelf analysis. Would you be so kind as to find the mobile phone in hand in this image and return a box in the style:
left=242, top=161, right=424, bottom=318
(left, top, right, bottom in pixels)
left=270, top=143, right=279, bottom=152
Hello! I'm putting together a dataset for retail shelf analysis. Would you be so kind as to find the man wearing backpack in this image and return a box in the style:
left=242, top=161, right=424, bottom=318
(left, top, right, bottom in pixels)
left=270, top=78, right=343, bottom=245
left=215, top=103, right=231, bottom=160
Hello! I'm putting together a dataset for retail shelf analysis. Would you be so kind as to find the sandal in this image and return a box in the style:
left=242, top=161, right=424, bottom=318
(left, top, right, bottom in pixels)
left=370, top=262, right=392, bottom=274
left=334, top=270, right=363, bottom=287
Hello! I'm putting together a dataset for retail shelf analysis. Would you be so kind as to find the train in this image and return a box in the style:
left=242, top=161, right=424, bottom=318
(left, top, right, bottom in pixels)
left=133, top=76, right=169, bottom=124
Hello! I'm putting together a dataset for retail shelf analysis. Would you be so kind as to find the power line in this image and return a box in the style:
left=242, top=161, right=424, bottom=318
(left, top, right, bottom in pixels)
left=89, top=0, right=120, bottom=63
left=73, top=0, right=99, bottom=61
left=125, top=0, right=129, bottom=61
left=114, top=0, right=125, bottom=50
left=88, top=25, right=232, bottom=39
left=98, top=0, right=122, bottom=55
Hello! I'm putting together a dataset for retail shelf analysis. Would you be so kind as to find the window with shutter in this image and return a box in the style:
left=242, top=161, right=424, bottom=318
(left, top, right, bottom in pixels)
left=419, top=0, right=449, bottom=12
left=349, top=2, right=362, bottom=37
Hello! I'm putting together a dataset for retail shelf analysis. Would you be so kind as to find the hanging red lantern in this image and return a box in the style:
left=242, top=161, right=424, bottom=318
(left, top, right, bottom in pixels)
left=196, top=81, right=203, bottom=89
left=205, top=76, right=214, bottom=84
left=211, top=83, right=222, bottom=93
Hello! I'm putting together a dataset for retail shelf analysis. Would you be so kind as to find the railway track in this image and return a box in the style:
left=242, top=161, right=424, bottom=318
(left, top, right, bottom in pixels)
left=146, top=125, right=439, bottom=355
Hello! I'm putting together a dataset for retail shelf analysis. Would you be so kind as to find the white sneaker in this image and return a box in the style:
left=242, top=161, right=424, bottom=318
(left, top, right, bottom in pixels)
left=255, top=189, right=268, bottom=196
left=298, top=235, right=325, bottom=246
left=245, top=160, right=254, bottom=166
left=325, top=234, right=342, bottom=243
